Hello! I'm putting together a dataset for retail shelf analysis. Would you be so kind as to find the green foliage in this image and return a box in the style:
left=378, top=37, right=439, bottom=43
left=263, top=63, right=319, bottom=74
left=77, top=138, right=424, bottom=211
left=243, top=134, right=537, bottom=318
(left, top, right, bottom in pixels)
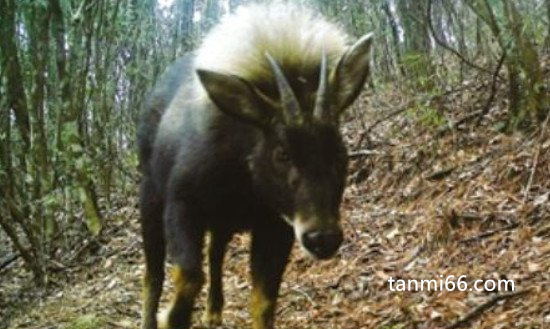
left=406, top=101, right=446, bottom=129
left=0, top=0, right=189, bottom=283
left=401, top=52, right=436, bottom=91
left=417, top=105, right=446, bottom=128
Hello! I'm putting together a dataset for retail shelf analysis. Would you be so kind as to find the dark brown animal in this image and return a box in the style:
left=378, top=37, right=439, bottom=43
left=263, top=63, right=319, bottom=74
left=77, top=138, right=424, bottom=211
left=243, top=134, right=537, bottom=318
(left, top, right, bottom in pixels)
left=137, top=4, right=372, bottom=329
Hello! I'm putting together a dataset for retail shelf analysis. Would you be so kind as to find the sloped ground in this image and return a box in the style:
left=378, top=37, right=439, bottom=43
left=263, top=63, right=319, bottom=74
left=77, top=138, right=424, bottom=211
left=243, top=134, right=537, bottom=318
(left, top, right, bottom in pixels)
left=2, top=72, right=550, bottom=329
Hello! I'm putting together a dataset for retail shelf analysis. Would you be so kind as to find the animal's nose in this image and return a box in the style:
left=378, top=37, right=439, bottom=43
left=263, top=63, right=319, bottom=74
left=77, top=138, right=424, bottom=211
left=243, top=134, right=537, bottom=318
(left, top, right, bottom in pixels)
left=302, top=229, right=343, bottom=259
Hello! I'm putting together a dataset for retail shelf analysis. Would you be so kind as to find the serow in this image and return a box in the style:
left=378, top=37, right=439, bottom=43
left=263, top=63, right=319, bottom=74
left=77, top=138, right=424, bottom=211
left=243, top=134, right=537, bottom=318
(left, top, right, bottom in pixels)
left=137, top=3, right=373, bottom=329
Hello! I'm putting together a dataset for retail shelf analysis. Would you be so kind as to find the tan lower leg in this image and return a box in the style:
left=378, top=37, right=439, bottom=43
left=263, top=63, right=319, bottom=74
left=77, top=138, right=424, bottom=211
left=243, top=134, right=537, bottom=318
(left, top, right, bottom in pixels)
left=166, top=265, right=204, bottom=329
left=142, top=271, right=162, bottom=329
left=251, top=281, right=276, bottom=329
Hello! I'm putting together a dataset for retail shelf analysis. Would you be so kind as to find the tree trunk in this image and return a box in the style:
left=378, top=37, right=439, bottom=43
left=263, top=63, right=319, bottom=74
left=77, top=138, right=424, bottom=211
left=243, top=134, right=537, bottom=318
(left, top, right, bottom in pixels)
left=397, top=0, right=434, bottom=89
left=382, top=1, right=405, bottom=76
left=0, top=0, right=31, bottom=150
left=501, top=0, right=547, bottom=128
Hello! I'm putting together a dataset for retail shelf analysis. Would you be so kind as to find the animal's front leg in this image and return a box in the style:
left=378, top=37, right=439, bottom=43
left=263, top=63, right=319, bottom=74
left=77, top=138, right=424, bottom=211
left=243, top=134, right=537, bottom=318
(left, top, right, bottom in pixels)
left=250, top=222, right=294, bottom=329
left=204, top=230, right=232, bottom=327
left=163, top=199, right=205, bottom=329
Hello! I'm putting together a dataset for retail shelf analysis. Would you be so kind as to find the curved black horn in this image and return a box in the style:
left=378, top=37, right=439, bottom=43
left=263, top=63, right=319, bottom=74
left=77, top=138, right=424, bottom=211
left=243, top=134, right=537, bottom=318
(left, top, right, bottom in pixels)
left=265, top=53, right=302, bottom=124
left=313, top=51, right=329, bottom=121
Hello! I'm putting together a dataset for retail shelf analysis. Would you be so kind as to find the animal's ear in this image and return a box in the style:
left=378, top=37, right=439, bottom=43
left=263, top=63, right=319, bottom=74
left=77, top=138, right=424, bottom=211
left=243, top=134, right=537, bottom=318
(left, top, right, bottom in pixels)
left=330, top=33, right=373, bottom=114
left=197, top=69, right=272, bottom=127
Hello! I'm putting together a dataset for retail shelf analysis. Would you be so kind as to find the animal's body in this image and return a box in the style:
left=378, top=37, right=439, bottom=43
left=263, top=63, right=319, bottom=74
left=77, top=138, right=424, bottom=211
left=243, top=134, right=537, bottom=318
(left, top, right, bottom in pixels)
left=137, top=3, right=373, bottom=329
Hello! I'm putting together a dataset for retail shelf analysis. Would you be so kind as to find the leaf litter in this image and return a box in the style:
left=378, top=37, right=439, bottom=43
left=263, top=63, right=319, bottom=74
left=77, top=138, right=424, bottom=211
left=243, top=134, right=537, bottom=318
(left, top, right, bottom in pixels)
left=2, top=64, right=550, bottom=329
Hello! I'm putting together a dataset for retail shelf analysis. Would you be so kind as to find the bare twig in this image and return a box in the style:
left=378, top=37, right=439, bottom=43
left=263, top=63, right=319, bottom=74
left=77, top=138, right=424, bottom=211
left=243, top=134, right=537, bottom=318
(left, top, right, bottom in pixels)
left=475, top=49, right=507, bottom=125
left=445, top=289, right=529, bottom=329
left=364, top=103, right=411, bottom=134
left=427, top=0, right=504, bottom=79
left=459, top=222, right=519, bottom=244
left=358, top=99, right=426, bottom=150
left=348, top=149, right=382, bottom=159
left=425, top=166, right=456, bottom=181
left=290, top=287, right=317, bottom=307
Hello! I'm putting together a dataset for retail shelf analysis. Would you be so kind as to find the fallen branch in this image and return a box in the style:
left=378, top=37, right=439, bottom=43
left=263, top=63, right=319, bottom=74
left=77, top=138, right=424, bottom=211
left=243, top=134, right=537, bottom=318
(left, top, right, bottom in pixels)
left=364, top=103, right=410, bottom=135
left=445, top=289, right=529, bottom=329
left=475, top=49, right=507, bottom=126
left=459, top=222, right=519, bottom=244
left=348, top=149, right=382, bottom=159
left=425, top=166, right=456, bottom=181
left=427, top=0, right=504, bottom=79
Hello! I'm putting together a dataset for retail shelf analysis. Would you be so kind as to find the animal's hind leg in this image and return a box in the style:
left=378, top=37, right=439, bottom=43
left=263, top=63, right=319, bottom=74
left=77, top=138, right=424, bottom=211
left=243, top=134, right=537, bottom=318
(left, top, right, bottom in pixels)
left=140, top=176, right=166, bottom=329
left=164, top=200, right=205, bottom=329
left=204, top=231, right=232, bottom=327
left=250, top=222, right=294, bottom=329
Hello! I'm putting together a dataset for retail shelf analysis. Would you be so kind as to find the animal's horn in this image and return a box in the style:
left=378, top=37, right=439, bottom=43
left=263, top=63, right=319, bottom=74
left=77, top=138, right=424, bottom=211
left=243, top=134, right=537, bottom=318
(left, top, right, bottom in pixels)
left=313, top=51, right=329, bottom=121
left=265, top=53, right=302, bottom=124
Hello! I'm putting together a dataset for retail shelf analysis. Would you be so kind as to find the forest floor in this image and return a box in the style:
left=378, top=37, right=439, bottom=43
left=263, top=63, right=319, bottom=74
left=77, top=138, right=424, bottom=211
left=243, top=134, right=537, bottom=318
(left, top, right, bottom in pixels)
left=2, top=68, right=550, bottom=329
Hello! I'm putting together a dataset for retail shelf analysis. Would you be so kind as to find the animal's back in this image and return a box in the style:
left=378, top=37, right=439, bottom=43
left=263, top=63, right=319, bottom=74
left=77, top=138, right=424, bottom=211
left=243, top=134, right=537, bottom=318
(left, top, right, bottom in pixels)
left=137, top=55, right=194, bottom=173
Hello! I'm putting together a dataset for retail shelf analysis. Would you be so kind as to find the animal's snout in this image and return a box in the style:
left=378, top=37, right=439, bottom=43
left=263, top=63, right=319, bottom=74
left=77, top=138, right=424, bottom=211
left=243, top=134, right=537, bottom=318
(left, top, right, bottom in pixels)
left=301, top=228, right=343, bottom=259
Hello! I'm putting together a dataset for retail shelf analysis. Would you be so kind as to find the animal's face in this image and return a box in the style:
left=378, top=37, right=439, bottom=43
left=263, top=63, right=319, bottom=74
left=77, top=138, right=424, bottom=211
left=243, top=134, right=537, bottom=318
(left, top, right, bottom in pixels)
left=197, top=33, right=373, bottom=258
left=249, top=123, right=348, bottom=259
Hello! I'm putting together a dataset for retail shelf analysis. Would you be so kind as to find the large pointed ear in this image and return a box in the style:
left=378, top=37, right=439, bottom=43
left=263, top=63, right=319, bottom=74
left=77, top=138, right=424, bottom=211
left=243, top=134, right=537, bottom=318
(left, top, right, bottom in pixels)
left=330, top=33, right=373, bottom=114
left=197, top=69, right=273, bottom=127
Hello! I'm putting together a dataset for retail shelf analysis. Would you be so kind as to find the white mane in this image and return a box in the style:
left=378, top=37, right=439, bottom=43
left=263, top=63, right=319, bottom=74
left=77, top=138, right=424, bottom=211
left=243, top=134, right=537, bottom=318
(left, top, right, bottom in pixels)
left=194, top=2, right=349, bottom=81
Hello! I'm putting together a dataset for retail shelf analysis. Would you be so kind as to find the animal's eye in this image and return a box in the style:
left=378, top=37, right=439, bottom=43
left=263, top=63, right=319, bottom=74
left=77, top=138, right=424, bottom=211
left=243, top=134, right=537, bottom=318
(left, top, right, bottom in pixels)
left=273, top=146, right=291, bottom=165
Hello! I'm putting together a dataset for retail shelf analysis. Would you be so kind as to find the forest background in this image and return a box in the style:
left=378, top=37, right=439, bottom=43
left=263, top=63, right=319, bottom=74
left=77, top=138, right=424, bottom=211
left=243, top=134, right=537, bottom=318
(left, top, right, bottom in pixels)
left=1, top=0, right=549, bottom=328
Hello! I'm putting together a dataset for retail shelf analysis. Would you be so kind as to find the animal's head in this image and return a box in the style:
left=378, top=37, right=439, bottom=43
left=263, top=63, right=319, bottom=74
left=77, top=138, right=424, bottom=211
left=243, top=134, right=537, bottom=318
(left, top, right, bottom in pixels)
left=197, top=33, right=372, bottom=259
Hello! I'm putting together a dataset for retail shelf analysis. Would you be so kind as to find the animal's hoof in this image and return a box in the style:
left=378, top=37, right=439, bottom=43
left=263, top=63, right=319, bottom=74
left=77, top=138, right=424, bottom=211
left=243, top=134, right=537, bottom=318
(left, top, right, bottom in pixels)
left=157, top=308, right=170, bottom=329
left=202, top=311, right=222, bottom=328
